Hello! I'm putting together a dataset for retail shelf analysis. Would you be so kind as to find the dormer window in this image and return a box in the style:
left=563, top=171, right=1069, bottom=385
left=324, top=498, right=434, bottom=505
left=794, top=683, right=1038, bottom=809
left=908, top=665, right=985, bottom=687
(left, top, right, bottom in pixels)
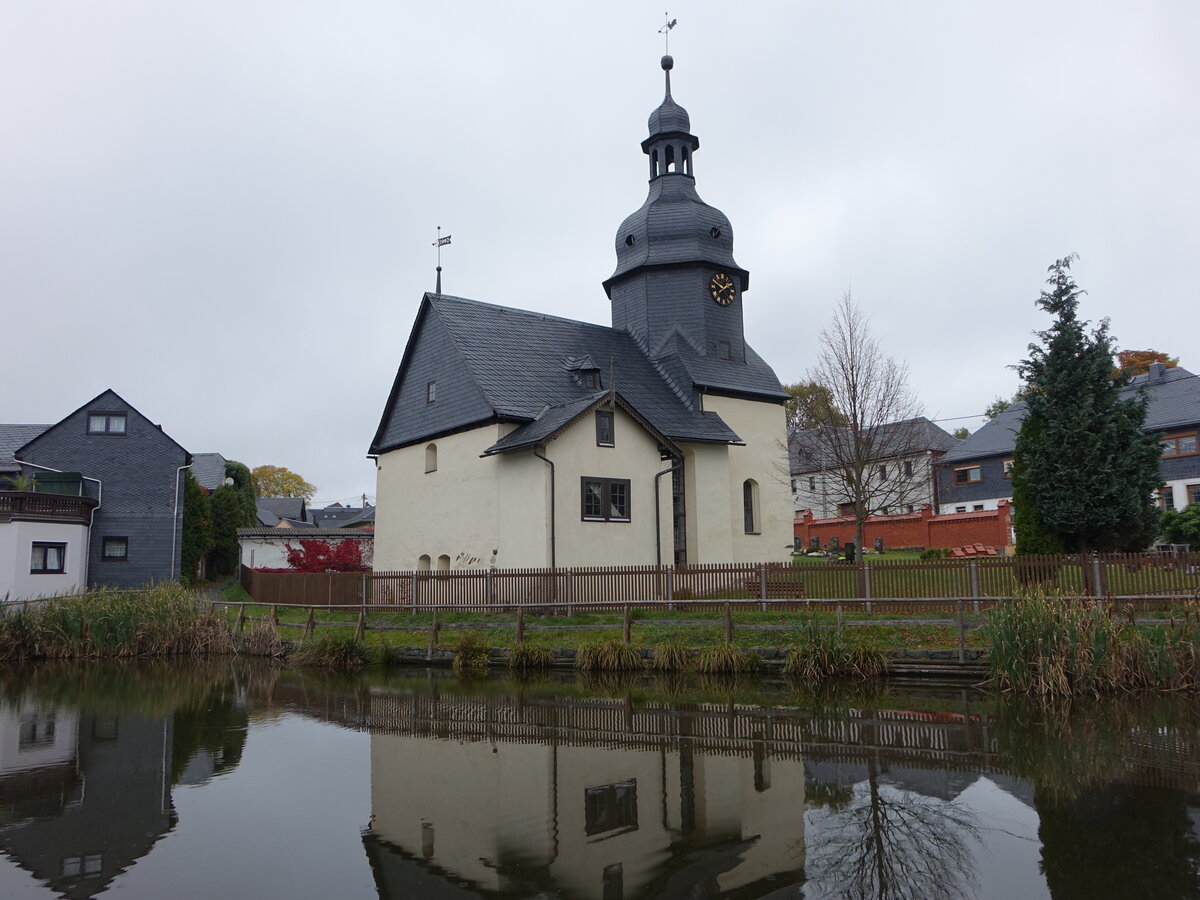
left=581, top=371, right=599, bottom=390
left=87, top=412, right=126, bottom=435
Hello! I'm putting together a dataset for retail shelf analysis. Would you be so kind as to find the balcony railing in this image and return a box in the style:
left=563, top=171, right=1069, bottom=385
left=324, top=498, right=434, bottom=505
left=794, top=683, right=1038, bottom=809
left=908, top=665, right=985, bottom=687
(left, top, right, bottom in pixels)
left=0, top=491, right=97, bottom=525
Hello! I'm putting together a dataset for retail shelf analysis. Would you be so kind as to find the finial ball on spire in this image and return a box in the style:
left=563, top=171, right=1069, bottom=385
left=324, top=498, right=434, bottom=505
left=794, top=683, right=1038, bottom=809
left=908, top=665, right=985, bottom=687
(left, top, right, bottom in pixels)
left=661, top=55, right=673, bottom=71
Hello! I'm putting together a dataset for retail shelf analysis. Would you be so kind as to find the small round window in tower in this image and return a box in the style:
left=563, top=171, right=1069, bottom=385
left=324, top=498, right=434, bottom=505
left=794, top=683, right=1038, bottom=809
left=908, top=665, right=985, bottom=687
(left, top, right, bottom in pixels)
left=709, top=226, right=722, bottom=239
left=625, top=235, right=636, bottom=247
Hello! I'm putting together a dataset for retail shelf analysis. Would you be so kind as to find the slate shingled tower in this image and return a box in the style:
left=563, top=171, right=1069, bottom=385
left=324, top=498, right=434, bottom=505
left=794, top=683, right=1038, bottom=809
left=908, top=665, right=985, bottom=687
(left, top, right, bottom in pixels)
left=604, top=55, right=751, bottom=370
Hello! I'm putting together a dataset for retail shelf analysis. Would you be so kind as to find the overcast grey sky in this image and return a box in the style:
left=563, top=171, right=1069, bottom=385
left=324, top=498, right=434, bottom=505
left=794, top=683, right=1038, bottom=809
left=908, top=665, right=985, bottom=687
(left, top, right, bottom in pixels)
left=3, top=1, right=1196, bottom=506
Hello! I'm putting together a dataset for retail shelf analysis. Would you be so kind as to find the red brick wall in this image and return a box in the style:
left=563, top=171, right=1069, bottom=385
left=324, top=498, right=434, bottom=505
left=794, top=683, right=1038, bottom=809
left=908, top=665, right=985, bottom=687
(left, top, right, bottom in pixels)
left=794, top=500, right=1012, bottom=551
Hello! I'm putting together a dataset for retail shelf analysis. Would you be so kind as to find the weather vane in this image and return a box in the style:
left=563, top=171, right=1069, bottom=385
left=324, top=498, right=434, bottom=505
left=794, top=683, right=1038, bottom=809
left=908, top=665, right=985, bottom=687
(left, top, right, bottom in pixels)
left=659, top=12, right=677, bottom=54
left=433, top=225, right=451, bottom=294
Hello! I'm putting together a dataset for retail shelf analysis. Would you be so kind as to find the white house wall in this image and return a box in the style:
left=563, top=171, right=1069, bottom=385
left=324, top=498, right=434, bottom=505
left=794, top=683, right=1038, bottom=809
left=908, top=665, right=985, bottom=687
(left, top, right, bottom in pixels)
left=0, top=520, right=90, bottom=602
left=695, top=395, right=792, bottom=563
left=548, top=405, right=667, bottom=567
left=373, top=423, right=539, bottom=571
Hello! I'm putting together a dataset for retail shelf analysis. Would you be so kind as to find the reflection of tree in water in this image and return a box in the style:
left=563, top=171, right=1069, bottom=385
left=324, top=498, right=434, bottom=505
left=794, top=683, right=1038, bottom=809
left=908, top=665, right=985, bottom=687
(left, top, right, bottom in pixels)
left=994, top=696, right=1200, bottom=900
left=170, top=680, right=249, bottom=784
left=805, top=756, right=980, bottom=900
left=1038, top=783, right=1200, bottom=900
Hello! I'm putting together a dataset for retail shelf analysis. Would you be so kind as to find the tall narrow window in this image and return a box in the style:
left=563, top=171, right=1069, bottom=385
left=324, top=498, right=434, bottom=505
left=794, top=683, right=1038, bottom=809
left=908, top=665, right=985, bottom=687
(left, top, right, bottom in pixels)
left=425, top=443, right=438, bottom=473
left=904, top=460, right=914, bottom=478
left=426, top=381, right=436, bottom=403
left=436, top=554, right=451, bottom=571
left=596, top=411, right=614, bottom=447
left=417, top=554, right=431, bottom=571
left=743, top=479, right=759, bottom=534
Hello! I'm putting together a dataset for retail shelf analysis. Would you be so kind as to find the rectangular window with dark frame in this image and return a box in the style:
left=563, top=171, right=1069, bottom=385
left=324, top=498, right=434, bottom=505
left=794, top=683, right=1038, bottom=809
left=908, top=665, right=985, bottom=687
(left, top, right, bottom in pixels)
left=585, top=780, right=638, bottom=836
left=102, top=537, right=128, bottom=561
left=954, top=465, right=981, bottom=484
left=581, top=477, right=630, bottom=522
left=31, top=542, right=66, bottom=574
left=904, top=460, right=913, bottom=478
left=717, top=340, right=732, bottom=360
left=1158, top=489, right=1176, bottom=511
left=596, top=410, right=615, bottom=447
left=1003, top=458, right=1014, bottom=479
left=87, top=412, right=126, bottom=435
left=878, top=464, right=887, bottom=480
left=1188, top=484, right=1200, bottom=506
left=426, top=381, right=436, bottom=403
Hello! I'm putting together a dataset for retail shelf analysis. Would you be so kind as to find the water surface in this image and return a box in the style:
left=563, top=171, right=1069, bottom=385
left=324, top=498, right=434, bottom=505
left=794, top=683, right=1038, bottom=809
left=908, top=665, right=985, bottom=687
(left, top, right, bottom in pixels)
left=0, top=661, right=1197, bottom=898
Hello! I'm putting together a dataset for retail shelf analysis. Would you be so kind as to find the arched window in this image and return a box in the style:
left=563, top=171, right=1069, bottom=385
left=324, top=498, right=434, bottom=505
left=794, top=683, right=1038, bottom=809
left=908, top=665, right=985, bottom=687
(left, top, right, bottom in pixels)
left=425, top=443, right=437, bottom=473
left=437, top=554, right=451, bottom=571
left=665, top=145, right=676, bottom=172
left=417, top=554, right=431, bottom=571
left=682, top=146, right=690, bottom=175
left=743, top=479, right=760, bottom=534
left=651, top=149, right=659, bottom=178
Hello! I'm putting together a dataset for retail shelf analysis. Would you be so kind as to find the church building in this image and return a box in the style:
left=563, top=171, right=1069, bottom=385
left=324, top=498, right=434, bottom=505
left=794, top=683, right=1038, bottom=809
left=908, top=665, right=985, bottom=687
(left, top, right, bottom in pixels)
left=369, top=55, right=793, bottom=570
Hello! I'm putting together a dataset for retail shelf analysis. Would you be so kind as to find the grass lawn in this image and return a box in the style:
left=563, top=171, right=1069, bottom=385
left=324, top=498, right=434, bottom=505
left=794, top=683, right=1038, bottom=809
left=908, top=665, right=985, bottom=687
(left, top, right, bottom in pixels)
left=216, top=580, right=988, bottom=653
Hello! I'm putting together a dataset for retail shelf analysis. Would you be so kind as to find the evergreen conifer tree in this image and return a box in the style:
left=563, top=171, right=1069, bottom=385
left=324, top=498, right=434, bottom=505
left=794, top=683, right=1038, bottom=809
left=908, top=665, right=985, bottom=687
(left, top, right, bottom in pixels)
left=1012, top=256, right=1162, bottom=554
left=180, top=471, right=212, bottom=584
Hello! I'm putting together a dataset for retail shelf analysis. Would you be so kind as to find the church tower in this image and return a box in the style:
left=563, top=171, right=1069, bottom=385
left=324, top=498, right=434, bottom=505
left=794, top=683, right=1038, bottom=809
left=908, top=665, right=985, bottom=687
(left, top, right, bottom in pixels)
left=604, top=55, right=751, bottom=367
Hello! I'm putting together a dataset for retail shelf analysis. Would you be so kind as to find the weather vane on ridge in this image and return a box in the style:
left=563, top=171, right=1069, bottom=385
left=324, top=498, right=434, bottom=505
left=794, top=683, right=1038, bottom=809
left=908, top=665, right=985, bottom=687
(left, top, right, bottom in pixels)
left=659, top=12, right=677, bottom=54
left=433, top=225, right=451, bottom=294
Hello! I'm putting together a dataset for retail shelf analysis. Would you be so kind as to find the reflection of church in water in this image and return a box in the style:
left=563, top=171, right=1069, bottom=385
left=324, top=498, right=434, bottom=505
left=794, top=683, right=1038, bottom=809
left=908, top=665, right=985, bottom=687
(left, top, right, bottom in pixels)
left=362, top=690, right=807, bottom=898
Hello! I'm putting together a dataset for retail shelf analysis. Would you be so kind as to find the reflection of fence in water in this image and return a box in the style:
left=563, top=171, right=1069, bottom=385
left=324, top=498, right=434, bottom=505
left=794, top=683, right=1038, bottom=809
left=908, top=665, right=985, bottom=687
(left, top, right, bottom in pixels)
left=358, top=692, right=998, bottom=769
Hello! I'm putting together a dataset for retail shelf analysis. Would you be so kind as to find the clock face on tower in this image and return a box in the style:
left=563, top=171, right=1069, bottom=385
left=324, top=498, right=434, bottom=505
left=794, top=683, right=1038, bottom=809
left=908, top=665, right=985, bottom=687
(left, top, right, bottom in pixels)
left=709, top=272, right=735, bottom=306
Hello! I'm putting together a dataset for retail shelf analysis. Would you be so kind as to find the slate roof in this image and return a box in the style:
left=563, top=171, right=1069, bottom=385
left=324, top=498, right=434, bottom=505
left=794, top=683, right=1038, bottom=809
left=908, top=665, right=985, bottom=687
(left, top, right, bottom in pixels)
left=310, top=505, right=373, bottom=528
left=237, top=527, right=374, bottom=539
left=0, top=424, right=49, bottom=473
left=374, top=294, right=754, bottom=454
left=942, top=366, right=1200, bottom=463
left=790, top=417, right=959, bottom=474
left=257, top=497, right=307, bottom=525
left=190, top=453, right=227, bottom=491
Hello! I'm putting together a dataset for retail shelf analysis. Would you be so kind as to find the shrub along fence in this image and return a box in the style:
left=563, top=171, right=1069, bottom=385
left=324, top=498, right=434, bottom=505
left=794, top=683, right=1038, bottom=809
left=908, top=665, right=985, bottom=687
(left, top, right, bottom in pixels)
left=239, top=552, right=1200, bottom=610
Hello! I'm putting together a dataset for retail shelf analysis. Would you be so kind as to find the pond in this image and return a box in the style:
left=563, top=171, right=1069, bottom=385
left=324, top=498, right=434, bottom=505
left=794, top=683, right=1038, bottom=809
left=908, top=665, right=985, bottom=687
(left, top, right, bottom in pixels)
left=0, top=660, right=1197, bottom=899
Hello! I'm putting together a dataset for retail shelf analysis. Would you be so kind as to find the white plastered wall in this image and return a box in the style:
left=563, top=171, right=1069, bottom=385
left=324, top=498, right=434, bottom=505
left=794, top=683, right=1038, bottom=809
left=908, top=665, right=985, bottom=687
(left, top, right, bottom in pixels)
left=373, top=423, right=547, bottom=571
left=549, top=405, right=669, bottom=567
left=686, top=394, right=792, bottom=563
left=0, top=521, right=89, bottom=602
left=374, top=407, right=671, bottom=571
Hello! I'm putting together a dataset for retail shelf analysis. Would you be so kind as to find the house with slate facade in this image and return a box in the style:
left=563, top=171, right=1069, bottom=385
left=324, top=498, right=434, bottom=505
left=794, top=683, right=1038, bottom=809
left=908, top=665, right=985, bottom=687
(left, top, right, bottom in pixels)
left=1, top=390, right=191, bottom=599
left=937, top=363, right=1200, bottom=521
left=369, top=55, right=793, bottom=570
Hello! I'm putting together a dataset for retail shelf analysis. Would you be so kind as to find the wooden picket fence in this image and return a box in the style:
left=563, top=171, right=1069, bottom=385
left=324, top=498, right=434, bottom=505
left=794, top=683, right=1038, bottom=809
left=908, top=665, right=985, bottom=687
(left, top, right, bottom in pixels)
left=239, top=552, right=1200, bottom=610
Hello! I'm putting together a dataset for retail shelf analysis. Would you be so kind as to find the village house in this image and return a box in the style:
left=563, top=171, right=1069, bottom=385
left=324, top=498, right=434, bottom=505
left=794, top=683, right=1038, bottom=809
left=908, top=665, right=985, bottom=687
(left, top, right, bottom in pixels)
left=369, top=55, right=793, bottom=570
left=937, top=363, right=1200, bottom=516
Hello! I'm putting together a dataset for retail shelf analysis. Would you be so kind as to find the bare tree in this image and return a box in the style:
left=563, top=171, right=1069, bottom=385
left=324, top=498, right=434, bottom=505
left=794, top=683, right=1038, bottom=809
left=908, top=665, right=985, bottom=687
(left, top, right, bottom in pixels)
left=798, top=293, right=926, bottom=559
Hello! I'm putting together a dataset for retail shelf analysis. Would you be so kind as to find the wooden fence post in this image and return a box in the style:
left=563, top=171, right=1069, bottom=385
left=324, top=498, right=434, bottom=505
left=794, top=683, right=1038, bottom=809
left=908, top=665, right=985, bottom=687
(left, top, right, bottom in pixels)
left=667, top=566, right=674, bottom=611
left=361, top=573, right=367, bottom=606
left=622, top=606, right=632, bottom=647
left=836, top=601, right=843, bottom=634
left=269, top=605, right=279, bottom=634
left=411, top=571, right=418, bottom=615
left=235, top=604, right=246, bottom=634
left=355, top=606, right=366, bottom=642
left=566, top=571, right=575, bottom=616
left=303, top=608, right=315, bottom=642
left=969, top=560, right=980, bottom=615
left=759, top=564, right=768, bottom=612
left=957, top=599, right=966, bottom=664
left=427, top=609, right=440, bottom=660
left=516, top=606, right=525, bottom=643
left=1092, top=558, right=1104, bottom=598
left=724, top=602, right=733, bottom=644
left=863, top=562, right=872, bottom=615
